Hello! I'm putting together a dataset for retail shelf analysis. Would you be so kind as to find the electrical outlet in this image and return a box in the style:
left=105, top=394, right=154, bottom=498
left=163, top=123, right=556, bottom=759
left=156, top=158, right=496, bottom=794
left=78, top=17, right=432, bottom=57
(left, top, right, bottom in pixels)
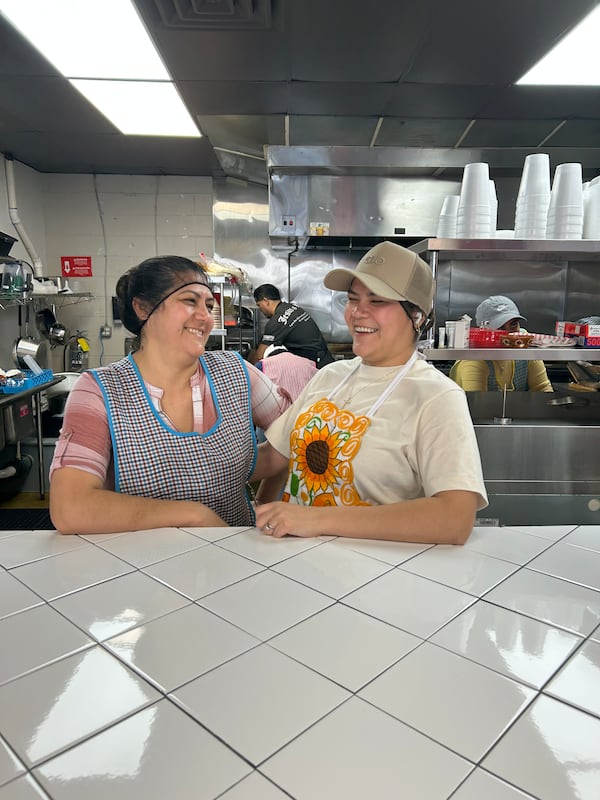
left=281, top=215, right=296, bottom=229
left=100, top=325, right=112, bottom=339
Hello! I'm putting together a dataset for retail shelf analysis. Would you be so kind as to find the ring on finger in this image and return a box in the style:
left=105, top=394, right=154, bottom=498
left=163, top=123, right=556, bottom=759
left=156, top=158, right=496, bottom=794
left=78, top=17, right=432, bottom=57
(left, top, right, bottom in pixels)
left=265, top=523, right=274, bottom=531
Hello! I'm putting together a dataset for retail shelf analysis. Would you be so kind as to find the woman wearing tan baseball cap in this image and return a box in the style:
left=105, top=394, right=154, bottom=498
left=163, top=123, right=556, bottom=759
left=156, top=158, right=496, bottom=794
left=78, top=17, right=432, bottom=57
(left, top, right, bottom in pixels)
left=251, top=240, right=487, bottom=545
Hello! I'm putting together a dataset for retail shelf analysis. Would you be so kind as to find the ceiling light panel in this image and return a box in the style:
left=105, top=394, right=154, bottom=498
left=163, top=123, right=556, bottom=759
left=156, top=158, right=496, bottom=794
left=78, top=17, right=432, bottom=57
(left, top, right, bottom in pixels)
left=517, top=5, right=600, bottom=86
left=0, top=0, right=169, bottom=79
left=71, top=80, right=201, bottom=136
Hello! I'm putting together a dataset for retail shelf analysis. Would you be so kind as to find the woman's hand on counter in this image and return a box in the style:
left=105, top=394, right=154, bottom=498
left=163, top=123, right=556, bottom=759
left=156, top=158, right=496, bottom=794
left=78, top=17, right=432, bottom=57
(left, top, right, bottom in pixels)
left=255, top=501, right=324, bottom=539
left=254, top=491, right=479, bottom=545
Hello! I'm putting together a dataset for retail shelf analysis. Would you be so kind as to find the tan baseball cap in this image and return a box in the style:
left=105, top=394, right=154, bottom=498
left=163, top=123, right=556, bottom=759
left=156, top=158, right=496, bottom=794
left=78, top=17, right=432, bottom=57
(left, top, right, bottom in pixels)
left=323, top=240, right=434, bottom=313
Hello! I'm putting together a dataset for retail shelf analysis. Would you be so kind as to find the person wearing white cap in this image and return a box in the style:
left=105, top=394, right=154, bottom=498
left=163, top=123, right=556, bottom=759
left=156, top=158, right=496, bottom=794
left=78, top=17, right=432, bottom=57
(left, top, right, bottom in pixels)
left=254, top=344, right=318, bottom=446
left=450, top=295, right=553, bottom=392
left=251, top=240, right=488, bottom=545
left=256, top=344, right=317, bottom=404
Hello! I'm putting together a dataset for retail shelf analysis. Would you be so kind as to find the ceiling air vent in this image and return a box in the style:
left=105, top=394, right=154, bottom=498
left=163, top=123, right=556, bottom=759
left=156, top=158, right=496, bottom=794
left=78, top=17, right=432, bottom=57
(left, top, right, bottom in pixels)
left=150, top=0, right=273, bottom=29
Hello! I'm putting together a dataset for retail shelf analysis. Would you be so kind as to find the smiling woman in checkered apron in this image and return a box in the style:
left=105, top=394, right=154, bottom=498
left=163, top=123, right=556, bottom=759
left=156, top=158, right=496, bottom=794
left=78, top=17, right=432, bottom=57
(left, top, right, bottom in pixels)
left=49, top=256, right=289, bottom=534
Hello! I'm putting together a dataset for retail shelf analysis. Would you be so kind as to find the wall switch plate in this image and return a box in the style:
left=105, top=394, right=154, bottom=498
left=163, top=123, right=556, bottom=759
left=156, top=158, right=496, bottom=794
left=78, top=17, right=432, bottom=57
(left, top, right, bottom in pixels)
left=282, top=215, right=296, bottom=229
left=100, top=325, right=112, bottom=339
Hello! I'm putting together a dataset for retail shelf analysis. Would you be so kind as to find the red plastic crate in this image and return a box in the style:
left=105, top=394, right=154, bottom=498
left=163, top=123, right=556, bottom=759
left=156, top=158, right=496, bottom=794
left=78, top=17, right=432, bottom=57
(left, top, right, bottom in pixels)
left=468, top=328, right=504, bottom=348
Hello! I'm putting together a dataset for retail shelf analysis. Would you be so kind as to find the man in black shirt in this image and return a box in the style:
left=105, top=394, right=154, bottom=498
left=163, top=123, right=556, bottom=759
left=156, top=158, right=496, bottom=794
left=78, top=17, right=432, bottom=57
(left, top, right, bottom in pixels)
left=250, top=284, right=334, bottom=368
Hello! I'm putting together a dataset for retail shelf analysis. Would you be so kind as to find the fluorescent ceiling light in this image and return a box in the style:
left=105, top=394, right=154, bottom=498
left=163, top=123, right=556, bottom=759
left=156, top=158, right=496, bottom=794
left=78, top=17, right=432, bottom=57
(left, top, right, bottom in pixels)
left=71, top=80, right=200, bottom=137
left=0, top=0, right=201, bottom=136
left=517, top=5, right=600, bottom=85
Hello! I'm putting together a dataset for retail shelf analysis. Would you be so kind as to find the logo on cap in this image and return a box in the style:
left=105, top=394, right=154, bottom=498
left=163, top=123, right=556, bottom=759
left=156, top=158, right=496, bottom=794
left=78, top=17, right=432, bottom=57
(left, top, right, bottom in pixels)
left=364, top=256, right=384, bottom=265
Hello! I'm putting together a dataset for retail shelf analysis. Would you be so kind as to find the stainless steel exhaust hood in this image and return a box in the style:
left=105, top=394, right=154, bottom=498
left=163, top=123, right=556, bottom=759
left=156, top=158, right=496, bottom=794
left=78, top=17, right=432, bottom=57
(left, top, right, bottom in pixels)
left=267, top=146, right=463, bottom=249
left=266, top=144, right=600, bottom=250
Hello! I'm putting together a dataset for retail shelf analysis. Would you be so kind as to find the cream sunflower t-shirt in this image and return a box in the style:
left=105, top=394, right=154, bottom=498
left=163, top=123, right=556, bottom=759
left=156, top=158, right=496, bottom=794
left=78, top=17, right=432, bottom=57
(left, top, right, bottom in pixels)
left=264, top=357, right=488, bottom=510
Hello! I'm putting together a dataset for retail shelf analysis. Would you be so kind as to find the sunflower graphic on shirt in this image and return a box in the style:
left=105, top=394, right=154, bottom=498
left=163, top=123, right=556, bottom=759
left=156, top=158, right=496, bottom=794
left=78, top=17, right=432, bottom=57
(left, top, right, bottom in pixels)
left=283, top=399, right=372, bottom=507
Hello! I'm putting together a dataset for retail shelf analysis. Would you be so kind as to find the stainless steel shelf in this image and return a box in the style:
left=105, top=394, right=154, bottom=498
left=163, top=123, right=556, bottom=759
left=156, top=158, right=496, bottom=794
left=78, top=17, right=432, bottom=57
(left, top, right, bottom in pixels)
left=1, top=292, right=94, bottom=310
left=0, top=293, right=30, bottom=308
left=412, top=238, right=600, bottom=261
left=32, top=292, right=93, bottom=308
left=424, top=347, right=600, bottom=362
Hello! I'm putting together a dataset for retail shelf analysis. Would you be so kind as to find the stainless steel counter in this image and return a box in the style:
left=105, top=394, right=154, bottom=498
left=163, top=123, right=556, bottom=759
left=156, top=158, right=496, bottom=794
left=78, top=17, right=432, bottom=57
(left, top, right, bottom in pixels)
left=464, top=391, right=600, bottom=526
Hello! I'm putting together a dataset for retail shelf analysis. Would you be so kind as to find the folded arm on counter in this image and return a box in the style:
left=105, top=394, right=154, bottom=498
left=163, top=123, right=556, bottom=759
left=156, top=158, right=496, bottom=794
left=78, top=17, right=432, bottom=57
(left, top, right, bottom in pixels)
left=50, top=468, right=228, bottom=534
left=251, top=441, right=480, bottom=545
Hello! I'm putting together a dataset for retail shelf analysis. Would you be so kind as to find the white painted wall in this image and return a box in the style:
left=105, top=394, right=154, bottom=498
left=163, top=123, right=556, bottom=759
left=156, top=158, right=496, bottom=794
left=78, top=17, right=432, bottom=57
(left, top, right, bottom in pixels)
left=0, top=161, right=214, bottom=371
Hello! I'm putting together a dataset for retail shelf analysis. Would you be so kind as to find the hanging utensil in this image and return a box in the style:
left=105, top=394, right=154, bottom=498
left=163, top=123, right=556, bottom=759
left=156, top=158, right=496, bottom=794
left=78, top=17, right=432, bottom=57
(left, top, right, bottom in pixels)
left=35, top=307, right=55, bottom=339
left=12, top=336, right=48, bottom=369
left=14, top=301, right=48, bottom=368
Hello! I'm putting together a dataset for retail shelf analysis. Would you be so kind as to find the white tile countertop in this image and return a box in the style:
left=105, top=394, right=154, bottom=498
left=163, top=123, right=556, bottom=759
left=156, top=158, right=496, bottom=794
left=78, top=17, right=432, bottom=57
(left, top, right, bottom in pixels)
left=1, top=524, right=600, bottom=799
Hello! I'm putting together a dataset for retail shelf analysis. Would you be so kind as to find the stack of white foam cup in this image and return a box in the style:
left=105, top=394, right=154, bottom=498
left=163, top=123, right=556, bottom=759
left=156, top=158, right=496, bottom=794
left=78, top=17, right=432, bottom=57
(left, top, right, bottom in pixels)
left=514, top=153, right=551, bottom=240
left=546, top=163, right=584, bottom=240
left=456, top=163, right=491, bottom=238
left=489, top=179, right=498, bottom=238
left=583, top=176, right=600, bottom=239
left=436, top=195, right=459, bottom=238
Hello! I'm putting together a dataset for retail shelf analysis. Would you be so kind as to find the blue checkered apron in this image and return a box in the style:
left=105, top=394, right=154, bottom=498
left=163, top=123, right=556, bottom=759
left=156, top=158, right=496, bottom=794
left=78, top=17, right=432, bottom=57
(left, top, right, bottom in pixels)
left=91, top=352, right=256, bottom=526
left=486, top=359, right=529, bottom=391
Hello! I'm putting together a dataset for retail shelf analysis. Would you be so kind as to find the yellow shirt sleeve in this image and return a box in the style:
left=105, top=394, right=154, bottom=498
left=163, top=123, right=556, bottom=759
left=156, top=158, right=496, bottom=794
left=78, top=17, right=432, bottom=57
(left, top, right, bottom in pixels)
left=450, top=358, right=553, bottom=392
left=449, top=360, right=490, bottom=391
left=528, top=359, right=554, bottom=392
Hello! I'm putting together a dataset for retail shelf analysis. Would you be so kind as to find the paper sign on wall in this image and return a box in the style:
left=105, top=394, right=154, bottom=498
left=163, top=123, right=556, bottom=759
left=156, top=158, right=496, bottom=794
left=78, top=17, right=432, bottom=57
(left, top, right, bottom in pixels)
left=61, top=256, right=93, bottom=277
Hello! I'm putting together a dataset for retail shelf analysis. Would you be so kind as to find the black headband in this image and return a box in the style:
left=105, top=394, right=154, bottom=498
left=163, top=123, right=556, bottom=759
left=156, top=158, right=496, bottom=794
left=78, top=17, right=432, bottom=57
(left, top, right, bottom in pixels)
left=139, top=279, right=213, bottom=330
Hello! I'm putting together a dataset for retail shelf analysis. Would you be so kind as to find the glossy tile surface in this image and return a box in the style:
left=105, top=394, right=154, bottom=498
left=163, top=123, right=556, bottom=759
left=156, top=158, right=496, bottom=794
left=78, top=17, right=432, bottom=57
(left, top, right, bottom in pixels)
left=215, top=527, right=325, bottom=566
left=544, top=639, right=600, bottom=717
left=508, top=525, right=576, bottom=542
left=261, top=697, right=471, bottom=798
left=0, top=572, right=43, bottom=620
left=484, top=568, right=600, bottom=636
left=142, top=544, right=264, bottom=599
left=483, top=694, right=600, bottom=800
left=431, top=599, right=581, bottom=688
left=462, top=526, right=553, bottom=563
left=218, top=772, right=289, bottom=799
left=178, top=525, right=252, bottom=542
left=104, top=604, right=259, bottom=692
left=527, top=541, right=600, bottom=591
left=198, top=570, right=332, bottom=640
left=0, top=774, right=50, bottom=798
left=0, top=738, right=25, bottom=787
left=452, top=769, right=537, bottom=798
left=271, top=540, right=392, bottom=598
left=9, top=547, right=134, bottom=601
left=359, top=642, right=535, bottom=761
left=399, top=544, right=518, bottom=596
left=561, top=525, right=600, bottom=553
left=34, top=700, right=251, bottom=800
left=0, top=606, right=92, bottom=686
left=171, top=644, right=349, bottom=764
left=93, top=527, right=206, bottom=568
left=50, top=571, right=190, bottom=642
left=269, top=603, right=421, bottom=691
left=342, top=568, right=475, bottom=637
left=330, top=536, right=432, bottom=565
left=0, top=532, right=86, bottom=570
left=2, top=525, right=600, bottom=799
left=0, top=647, right=160, bottom=767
